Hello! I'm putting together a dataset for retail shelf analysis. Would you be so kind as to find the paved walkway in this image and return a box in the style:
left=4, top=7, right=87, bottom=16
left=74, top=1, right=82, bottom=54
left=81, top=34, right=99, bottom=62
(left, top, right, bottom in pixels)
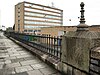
left=0, top=32, right=62, bottom=75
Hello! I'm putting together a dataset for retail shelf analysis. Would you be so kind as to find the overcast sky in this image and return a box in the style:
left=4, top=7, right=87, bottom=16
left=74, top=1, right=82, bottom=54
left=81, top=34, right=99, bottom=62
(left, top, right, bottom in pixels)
left=0, top=0, right=100, bottom=28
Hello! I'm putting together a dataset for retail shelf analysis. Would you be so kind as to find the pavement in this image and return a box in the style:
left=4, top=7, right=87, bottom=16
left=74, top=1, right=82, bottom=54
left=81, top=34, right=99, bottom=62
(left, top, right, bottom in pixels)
left=0, top=32, right=62, bottom=75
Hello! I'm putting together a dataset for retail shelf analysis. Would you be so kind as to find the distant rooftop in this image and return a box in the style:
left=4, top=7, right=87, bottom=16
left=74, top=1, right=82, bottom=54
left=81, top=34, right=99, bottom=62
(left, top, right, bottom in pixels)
left=91, top=25, right=100, bottom=27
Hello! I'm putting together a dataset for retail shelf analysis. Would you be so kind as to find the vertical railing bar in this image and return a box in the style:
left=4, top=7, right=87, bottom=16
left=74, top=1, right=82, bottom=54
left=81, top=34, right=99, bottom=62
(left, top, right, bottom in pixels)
left=49, top=35, right=50, bottom=56
left=47, top=35, right=48, bottom=53
left=45, top=34, right=47, bottom=52
left=60, top=36, right=62, bottom=61
left=54, top=36, right=56, bottom=57
left=56, top=36, right=59, bottom=58
left=50, top=36, right=53, bottom=56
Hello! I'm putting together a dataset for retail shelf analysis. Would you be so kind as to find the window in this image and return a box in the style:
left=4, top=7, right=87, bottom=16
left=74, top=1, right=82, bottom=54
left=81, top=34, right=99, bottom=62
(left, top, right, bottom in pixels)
left=18, top=24, right=20, bottom=31
left=28, top=30, right=33, bottom=32
left=24, top=30, right=27, bottom=32
left=38, top=30, right=41, bottom=32
left=18, top=20, right=20, bottom=22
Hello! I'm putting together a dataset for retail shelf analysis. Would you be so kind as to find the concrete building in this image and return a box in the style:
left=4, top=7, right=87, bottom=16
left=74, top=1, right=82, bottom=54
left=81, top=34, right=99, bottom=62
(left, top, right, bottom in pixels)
left=15, top=1, right=63, bottom=34
left=89, top=25, right=100, bottom=32
left=40, top=25, right=100, bottom=37
left=40, top=26, right=77, bottom=36
left=14, top=1, right=100, bottom=36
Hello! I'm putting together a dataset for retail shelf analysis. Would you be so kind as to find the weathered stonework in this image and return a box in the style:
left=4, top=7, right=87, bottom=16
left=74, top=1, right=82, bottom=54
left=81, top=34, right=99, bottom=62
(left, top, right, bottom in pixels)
left=60, top=29, right=100, bottom=75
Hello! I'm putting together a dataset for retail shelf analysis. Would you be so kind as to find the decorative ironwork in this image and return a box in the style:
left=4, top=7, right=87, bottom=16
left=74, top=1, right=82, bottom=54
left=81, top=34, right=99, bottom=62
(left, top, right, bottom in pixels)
left=80, top=2, right=85, bottom=24
left=77, top=2, right=89, bottom=31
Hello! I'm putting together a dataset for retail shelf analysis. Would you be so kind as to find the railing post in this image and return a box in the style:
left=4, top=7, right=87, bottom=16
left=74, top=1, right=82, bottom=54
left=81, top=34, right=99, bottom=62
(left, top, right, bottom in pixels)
left=47, top=35, right=49, bottom=53
left=54, top=36, right=56, bottom=56
left=60, top=36, right=62, bottom=60
left=49, top=35, right=51, bottom=56
left=56, top=36, right=59, bottom=57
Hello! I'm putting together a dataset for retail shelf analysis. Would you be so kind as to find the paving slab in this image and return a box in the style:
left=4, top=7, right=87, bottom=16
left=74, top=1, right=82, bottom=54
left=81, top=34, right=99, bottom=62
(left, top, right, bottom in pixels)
left=0, top=68, right=15, bottom=75
left=11, top=58, right=25, bottom=63
left=0, top=65, right=3, bottom=69
left=5, top=62, right=21, bottom=68
left=27, top=70, right=43, bottom=75
left=31, top=63, right=48, bottom=69
left=39, top=67, right=57, bottom=75
left=24, top=56, right=36, bottom=61
left=12, top=72, right=28, bottom=75
left=5, top=60, right=11, bottom=64
left=16, top=55, right=32, bottom=59
left=5, top=56, right=16, bottom=60
left=15, top=65, right=33, bottom=73
left=51, top=73, right=62, bottom=75
left=20, top=59, right=41, bottom=66
left=10, top=53, right=20, bottom=57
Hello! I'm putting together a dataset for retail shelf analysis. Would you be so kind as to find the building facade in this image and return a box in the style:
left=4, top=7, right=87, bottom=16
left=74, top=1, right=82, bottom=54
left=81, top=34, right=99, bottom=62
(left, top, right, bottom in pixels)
left=40, top=25, right=100, bottom=37
left=40, top=26, right=77, bottom=36
left=89, top=25, right=100, bottom=32
left=15, top=1, right=63, bottom=34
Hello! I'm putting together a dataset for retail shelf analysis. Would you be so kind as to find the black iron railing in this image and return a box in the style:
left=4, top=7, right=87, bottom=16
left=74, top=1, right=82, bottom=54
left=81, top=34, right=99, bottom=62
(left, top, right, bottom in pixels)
left=5, top=32, right=62, bottom=59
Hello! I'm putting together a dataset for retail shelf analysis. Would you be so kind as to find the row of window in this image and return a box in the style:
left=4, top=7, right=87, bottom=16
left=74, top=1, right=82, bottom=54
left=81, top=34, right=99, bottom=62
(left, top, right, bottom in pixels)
left=24, top=25, right=51, bottom=29
left=24, top=12, right=61, bottom=19
left=24, top=8, right=61, bottom=16
left=24, top=3, right=62, bottom=13
left=24, top=29, right=41, bottom=32
left=24, top=16, right=61, bottom=23
left=24, top=21, right=61, bottom=26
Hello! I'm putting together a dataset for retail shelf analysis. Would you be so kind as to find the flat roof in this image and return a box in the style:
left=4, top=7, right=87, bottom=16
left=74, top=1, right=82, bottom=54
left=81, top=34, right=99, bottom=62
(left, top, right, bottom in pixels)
left=21, top=1, right=63, bottom=11
left=90, top=25, right=100, bottom=27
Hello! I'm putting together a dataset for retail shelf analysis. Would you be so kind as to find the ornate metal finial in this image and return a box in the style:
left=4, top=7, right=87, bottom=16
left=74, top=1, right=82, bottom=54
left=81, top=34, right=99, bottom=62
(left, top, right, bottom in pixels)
left=80, top=2, right=85, bottom=24
left=77, top=2, right=89, bottom=31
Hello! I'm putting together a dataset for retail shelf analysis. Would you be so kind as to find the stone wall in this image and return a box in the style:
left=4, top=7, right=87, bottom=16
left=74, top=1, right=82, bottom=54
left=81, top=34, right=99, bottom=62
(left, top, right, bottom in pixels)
left=58, top=31, right=100, bottom=75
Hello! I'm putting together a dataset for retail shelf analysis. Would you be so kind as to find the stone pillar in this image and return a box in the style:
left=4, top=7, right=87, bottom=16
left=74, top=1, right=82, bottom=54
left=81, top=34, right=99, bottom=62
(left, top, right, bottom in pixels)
left=58, top=2, right=100, bottom=75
